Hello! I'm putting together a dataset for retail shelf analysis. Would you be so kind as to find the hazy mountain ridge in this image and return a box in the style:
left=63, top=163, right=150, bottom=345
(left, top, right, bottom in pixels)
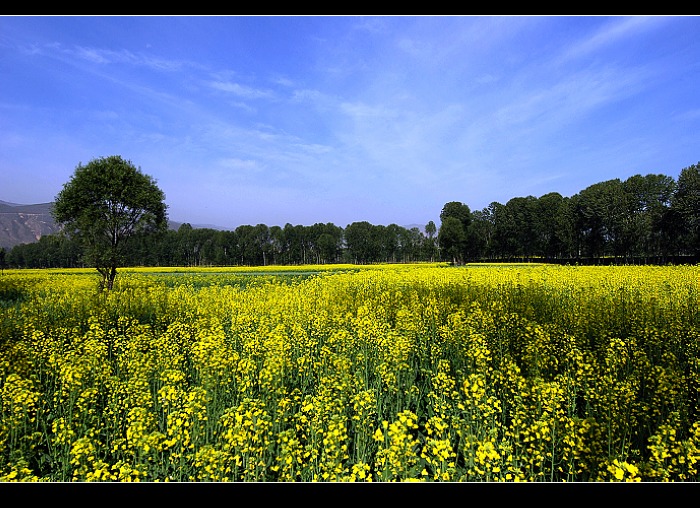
left=0, top=201, right=61, bottom=250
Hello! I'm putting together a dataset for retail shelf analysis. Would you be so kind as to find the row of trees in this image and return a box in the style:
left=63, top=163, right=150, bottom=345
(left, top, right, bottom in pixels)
left=3, top=160, right=699, bottom=272
left=3, top=220, right=440, bottom=269
left=438, top=163, right=700, bottom=264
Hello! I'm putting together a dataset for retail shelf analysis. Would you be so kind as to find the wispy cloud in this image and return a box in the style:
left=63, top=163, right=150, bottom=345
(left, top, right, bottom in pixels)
left=208, top=80, right=276, bottom=99
left=47, top=43, right=195, bottom=72
left=559, top=16, right=670, bottom=62
left=674, top=107, right=700, bottom=122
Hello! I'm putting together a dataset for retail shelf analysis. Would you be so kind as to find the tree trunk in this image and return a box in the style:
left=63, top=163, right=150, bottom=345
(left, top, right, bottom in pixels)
left=97, top=266, right=118, bottom=291
left=107, top=266, right=117, bottom=291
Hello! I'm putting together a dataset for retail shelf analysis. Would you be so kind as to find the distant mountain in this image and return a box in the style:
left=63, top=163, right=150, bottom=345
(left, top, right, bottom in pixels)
left=0, top=201, right=61, bottom=250
left=404, top=223, right=429, bottom=231
left=0, top=200, right=204, bottom=250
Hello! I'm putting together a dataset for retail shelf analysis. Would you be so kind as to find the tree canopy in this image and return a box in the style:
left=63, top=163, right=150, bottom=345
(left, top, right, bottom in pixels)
left=52, top=155, right=168, bottom=290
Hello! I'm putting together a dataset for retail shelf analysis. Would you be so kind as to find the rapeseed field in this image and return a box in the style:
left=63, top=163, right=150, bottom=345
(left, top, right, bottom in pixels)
left=1, top=263, right=698, bottom=482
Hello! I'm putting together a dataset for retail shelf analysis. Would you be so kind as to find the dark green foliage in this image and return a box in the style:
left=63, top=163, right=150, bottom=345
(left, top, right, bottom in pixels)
left=52, top=155, right=168, bottom=289
left=671, top=163, right=700, bottom=255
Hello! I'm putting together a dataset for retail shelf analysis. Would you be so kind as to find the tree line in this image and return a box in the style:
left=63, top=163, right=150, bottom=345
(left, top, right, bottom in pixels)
left=2, top=161, right=699, bottom=270
left=2, top=220, right=439, bottom=269
left=438, top=163, right=700, bottom=265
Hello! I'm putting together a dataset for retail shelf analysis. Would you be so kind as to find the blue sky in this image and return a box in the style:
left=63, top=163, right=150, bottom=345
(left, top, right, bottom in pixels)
left=1, top=16, right=699, bottom=231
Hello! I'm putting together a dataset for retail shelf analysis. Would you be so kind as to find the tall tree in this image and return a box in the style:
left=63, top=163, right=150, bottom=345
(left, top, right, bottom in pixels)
left=554, top=197, right=577, bottom=259
left=52, top=155, right=168, bottom=290
left=383, top=224, right=402, bottom=263
left=177, top=223, right=196, bottom=266
left=535, top=192, right=569, bottom=259
left=404, top=227, right=424, bottom=262
left=253, top=224, right=271, bottom=266
left=235, top=225, right=257, bottom=265
left=440, top=201, right=471, bottom=231
left=345, top=221, right=382, bottom=264
left=487, top=202, right=508, bottom=259
left=503, top=196, right=538, bottom=260
left=438, top=217, right=466, bottom=264
left=268, top=225, right=285, bottom=265
left=314, top=223, right=343, bottom=264
left=670, top=163, right=700, bottom=255
left=424, top=221, right=438, bottom=261
left=425, top=220, right=437, bottom=239
left=467, top=209, right=492, bottom=260
left=622, top=174, right=675, bottom=258
left=439, top=201, right=471, bottom=263
left=571, top=179, right=626, bottom=259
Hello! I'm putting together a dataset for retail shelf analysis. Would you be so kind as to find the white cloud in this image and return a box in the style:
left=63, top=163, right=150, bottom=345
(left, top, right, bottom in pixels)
left=219, top=157, right=263, bottom=173
left=208, top=81, right=275, bottom=99
left=560, top=16, right=669, bottom=62
left=67, top=45, right=190, bottom=71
